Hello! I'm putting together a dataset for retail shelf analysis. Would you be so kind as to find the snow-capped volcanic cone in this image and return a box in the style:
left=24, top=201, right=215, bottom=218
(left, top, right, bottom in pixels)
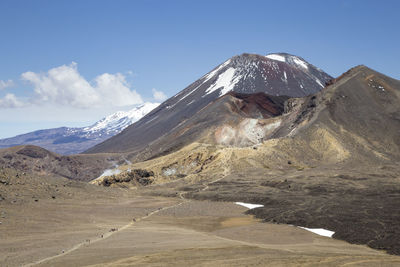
left=0, top=102, right=159, bottom=155
left=82, top=102, right=160, bottom=136
left=86, top=53, right=331, bottom=156
left=168, top=53, right=330, bottom=109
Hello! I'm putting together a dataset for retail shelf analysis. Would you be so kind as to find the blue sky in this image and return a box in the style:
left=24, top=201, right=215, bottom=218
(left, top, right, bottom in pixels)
left=0, top=0, right=399, bottom=138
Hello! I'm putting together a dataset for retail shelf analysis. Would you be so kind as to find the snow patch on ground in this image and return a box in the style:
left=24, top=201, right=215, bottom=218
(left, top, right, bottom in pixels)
left=298, top=227, right=335, bottom=237
left=266, top=54, right=286, bottom=62
left=235, top=202, right=264, bottom=209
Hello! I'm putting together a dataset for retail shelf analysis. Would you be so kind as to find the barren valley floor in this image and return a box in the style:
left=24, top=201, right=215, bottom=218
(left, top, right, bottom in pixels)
left=1, top=179, right=400, bottom=267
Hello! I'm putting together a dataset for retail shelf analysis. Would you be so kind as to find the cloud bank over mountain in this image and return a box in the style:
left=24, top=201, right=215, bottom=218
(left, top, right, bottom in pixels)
left=0, top=62, right=168, bottom=138
left=20, top=62, right=143, bottom=108
left=0, top=62, right=168, bottom=110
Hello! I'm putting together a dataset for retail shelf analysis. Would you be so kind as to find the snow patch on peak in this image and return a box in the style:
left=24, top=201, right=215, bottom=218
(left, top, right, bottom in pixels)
left=175, top=58, right=233, bottom=104
left=292, top=57, right=308, bottom=69
left=203, top=59, right=231, bottom=83
left=267, top=54, right=309, bottom=70
left=205, top=67, right=241, bottom=96
left=266, top=54, right=286, bottom=62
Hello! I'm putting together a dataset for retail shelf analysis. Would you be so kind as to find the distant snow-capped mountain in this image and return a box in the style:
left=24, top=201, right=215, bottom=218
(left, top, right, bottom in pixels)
left=0, top=102, right=160, bottom=155
left=83, top=102, right=160, bottom=136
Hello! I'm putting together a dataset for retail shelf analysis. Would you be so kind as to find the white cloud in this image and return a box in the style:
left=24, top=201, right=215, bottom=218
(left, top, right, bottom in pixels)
left=0, top=80, right=14, bottom=90
left=0, top=93, right=25, bottom=108
left=152, top=88, right=167, bottom=102
left=94, top=73, right=143, bottom=107
left=21, top=62, right=143, bottom=108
